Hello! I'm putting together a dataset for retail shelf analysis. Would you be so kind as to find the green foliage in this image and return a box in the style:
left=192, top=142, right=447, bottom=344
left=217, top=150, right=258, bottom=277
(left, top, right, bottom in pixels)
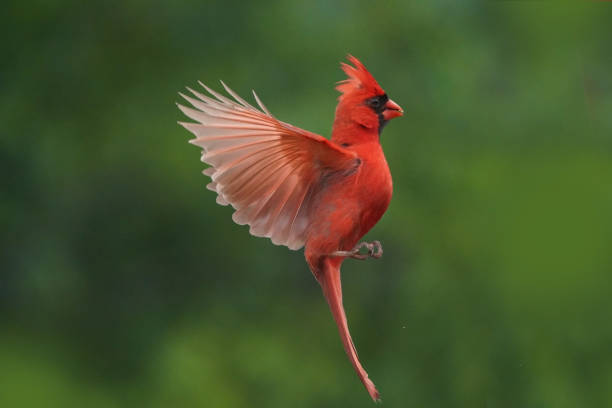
left=1, top=1, right=611, bottom=407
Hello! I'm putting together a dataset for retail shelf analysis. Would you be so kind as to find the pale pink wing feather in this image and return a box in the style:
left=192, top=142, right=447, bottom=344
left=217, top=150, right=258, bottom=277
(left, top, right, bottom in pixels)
left=178, top=82, right=358, bottom=250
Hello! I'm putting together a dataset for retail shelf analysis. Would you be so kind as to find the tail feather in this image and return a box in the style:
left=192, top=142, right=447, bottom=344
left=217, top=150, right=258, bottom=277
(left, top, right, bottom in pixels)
left=319, top=261, right=381, bottom=402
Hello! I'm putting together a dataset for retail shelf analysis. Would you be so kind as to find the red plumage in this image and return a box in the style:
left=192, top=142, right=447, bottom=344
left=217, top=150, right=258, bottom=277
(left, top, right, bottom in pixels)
left=336, top=54, right=385, bottom=98
left=178, top=56, right=403, bottom=402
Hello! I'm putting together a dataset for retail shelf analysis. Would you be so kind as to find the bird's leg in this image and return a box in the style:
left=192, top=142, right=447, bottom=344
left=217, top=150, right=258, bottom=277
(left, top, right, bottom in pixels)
left=330, top=240, right=383, bottom=260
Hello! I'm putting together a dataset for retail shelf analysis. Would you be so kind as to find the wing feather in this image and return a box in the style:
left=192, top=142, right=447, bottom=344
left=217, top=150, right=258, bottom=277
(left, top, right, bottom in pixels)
left=178, top=82, right=359, bottom=250
left=252, top=90, right=274, bottom=117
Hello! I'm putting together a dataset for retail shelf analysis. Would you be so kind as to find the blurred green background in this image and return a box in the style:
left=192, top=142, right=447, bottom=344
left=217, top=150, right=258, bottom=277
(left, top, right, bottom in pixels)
left=2, top=1, right=611, bottom=407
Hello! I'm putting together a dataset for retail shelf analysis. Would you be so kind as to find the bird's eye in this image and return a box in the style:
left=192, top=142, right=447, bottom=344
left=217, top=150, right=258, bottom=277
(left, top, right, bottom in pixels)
left=366, top=94, right=388, bottom=111
left=368, top=98, right=381, bottom=108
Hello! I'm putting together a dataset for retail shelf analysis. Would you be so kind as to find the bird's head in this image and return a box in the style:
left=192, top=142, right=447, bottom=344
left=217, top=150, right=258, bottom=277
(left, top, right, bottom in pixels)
left=334, top=55, right=403, bottom=135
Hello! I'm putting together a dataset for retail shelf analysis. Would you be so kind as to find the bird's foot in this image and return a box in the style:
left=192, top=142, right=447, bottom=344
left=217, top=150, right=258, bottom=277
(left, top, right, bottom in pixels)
left=330, top=240, right=383, bottom=260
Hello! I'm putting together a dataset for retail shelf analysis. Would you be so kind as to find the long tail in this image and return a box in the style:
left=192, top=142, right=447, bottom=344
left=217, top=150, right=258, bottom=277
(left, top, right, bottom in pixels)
left=319, top=260, right=380, bottom=402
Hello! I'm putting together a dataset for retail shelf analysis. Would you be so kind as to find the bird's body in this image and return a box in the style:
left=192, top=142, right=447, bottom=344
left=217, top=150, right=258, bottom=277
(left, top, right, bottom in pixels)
left=178, top=56, right=402, bottom=402
left=305, top=140, right=392, bottom=402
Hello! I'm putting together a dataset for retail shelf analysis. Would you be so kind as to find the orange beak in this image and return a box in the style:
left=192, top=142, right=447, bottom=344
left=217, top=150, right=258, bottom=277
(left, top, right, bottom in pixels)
left=382, top=99, right=403, bottom=120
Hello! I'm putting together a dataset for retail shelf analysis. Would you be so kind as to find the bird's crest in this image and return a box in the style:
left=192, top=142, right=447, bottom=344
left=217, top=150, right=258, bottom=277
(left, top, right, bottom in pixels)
left=336, top=55, right=384, bottom=100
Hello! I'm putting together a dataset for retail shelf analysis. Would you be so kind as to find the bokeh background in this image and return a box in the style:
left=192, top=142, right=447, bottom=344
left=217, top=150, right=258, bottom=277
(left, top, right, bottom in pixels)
left=2, top=1, right=611, bottom=407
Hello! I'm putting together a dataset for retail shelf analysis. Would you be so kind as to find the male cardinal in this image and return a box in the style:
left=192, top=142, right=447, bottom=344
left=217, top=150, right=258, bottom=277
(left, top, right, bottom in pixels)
left=177, top=56, right=402, bottom=402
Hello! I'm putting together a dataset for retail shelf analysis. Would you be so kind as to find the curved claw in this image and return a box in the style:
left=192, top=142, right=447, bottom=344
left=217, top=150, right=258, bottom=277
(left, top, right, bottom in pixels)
left=370, top=240, right=383, bottom=259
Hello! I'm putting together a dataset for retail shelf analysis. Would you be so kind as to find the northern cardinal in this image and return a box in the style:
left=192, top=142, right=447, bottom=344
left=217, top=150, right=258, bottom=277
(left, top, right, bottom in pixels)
left=178, top=56, right=402, bottom=402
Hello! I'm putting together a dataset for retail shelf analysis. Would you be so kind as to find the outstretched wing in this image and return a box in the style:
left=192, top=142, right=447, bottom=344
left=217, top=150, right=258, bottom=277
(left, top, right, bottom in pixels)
left=178, top=82, right=359, bottom=250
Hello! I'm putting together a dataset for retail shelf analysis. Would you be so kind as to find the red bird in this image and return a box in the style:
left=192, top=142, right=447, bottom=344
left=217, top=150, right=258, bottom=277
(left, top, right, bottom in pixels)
left=178, top=56, right=402, bottom=402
